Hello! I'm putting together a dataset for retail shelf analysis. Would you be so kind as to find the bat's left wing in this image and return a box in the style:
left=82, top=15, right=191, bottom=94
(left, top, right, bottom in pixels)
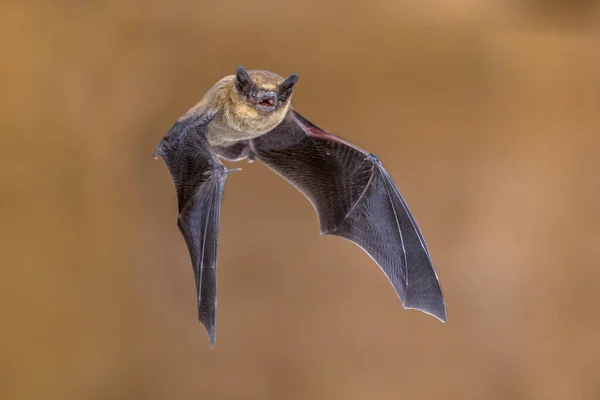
left=250, top=110, right=446, bottom=322
left=154, top=112, right=235, bottom=347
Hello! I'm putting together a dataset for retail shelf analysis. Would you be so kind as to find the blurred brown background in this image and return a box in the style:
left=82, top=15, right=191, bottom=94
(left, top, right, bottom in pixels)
left=2, top=1, right=600, bottom=399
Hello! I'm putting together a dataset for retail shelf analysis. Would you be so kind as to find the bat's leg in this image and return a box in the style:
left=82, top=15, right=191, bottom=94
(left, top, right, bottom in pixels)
left=247, top=149, right=256, bottom=163
left=213, top=141, right=250, bottom=162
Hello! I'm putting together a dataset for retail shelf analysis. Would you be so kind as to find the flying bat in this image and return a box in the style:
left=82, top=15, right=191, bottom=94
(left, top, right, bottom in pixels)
left=154, top=67, right=446, bottom=347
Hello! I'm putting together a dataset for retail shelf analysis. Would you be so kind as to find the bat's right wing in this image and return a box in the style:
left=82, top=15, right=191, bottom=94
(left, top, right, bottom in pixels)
left=251, top=111, right=446, bottom=322
left=154, top=112, right=234, bottom=347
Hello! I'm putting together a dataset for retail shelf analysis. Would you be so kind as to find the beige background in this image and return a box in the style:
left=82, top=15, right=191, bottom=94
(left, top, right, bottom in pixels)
left=1, top=1, right=600, bottom=399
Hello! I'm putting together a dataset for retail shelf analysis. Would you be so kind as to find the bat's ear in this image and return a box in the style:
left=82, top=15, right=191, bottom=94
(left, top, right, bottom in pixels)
left=235, top=66, right=254, bottom=96
left=277, top=73, right=299, bottom=102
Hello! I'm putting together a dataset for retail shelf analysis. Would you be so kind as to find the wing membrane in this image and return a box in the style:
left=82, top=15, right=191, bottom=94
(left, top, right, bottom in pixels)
left=155, top=113, right=230, bottom=346
left=252, top=111, right=446, bottom=321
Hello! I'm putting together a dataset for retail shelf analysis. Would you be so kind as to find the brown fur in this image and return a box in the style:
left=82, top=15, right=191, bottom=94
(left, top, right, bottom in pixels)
left=182, top=70, right=293, bottom=147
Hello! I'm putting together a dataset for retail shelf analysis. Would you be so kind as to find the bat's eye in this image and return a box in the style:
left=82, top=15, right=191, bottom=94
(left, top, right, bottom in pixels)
left=251, top=92, right=256, bottom=97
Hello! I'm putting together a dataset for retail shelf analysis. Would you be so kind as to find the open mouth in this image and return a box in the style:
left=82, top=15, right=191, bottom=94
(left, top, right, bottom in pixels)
left=259, top=99, right=275, bottom=107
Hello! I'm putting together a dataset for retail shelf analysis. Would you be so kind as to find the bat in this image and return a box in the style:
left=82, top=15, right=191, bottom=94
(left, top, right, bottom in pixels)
left=154, top=67, right=446, bottom=347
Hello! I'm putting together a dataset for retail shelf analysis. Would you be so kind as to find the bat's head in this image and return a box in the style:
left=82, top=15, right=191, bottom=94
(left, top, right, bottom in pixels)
left=234, top=66, right=299, bottom=113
